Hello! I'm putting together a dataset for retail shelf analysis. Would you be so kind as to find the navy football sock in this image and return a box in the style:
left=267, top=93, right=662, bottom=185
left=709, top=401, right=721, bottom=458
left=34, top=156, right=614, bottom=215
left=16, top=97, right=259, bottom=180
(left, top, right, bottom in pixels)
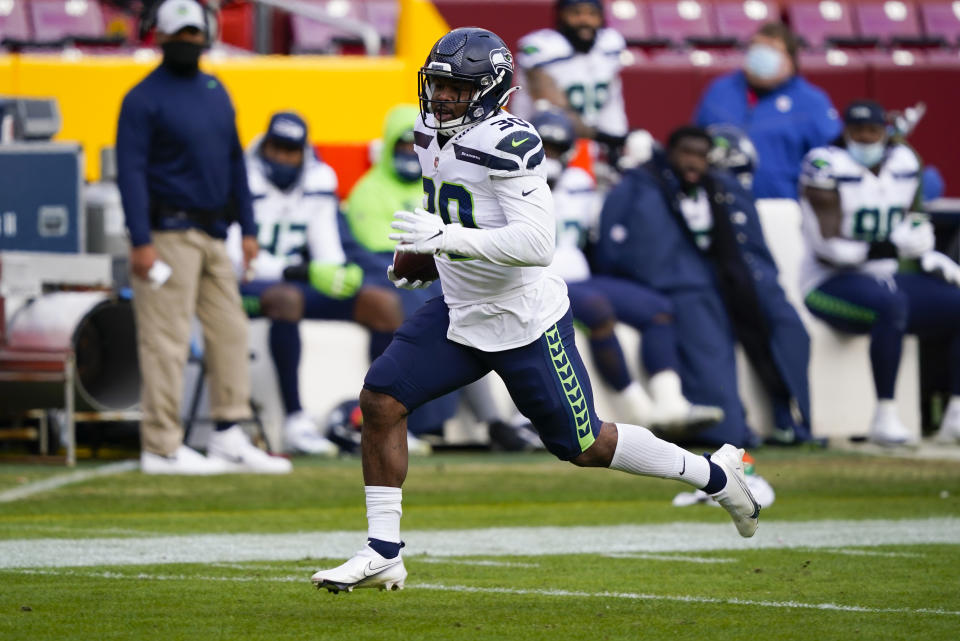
left=367, top=538, right=403, bottom=559
left=269, top=320, right=303, bottom=414
left=701, top=456, right=727, bottom=494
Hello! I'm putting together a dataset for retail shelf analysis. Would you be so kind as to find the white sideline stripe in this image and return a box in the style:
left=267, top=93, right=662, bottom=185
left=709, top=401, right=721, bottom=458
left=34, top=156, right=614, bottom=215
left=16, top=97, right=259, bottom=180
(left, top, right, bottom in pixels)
left=0, top=461, right=139, bottom=503
left=418, top=559, right=540, bottom=568
left=9, top=569, right=960, bottom=618
left=1, top=517, right=958, bottom=569
left=413, top=583, right=960, bottom=618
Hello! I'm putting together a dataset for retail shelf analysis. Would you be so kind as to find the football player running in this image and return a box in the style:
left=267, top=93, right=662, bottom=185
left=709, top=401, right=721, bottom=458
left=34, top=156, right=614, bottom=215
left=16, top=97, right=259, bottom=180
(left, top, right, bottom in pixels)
left=532, top=108, right=723, bottom=434
left=799, top=99, right=960, bottom=445
left=311, top=28, right=759, bottom=594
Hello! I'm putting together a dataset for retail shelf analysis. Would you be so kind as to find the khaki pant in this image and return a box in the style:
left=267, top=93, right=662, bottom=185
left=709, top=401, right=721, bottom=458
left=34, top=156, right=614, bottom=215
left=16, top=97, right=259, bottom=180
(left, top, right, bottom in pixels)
left=132, top=229, right=250, bottom=456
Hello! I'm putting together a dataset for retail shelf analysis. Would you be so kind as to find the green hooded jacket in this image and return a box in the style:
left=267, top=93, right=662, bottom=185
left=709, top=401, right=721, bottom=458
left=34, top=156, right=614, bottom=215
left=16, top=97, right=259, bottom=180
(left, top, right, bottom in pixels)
left=344, top=105, right=423, bottom=252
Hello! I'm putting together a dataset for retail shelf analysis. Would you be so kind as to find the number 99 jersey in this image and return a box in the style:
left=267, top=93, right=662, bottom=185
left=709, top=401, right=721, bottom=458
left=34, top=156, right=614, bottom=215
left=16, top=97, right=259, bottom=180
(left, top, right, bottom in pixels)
left=413, top=111, right=569, bottom=351
left=798, top=142, right=922, bottom=293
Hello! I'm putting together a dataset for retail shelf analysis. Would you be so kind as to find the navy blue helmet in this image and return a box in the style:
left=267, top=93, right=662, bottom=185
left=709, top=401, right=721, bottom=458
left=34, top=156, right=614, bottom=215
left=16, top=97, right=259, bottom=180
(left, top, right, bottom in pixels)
left=325, top=399, right=363, bottom=455
left=418, top=28, right=517, bottom=132
left=706, top=124, right=758, bottom=191
left=530, top=108, right=576, bottom=156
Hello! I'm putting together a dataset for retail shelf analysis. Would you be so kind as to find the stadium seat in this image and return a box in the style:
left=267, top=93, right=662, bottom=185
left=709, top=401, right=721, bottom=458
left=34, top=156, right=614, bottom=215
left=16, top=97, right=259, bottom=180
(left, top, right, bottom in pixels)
left=29, top=0, right=109, bottom=43
left=853, top=1, right=938, bottom=47
left=787, top=1, right=870, bottom=48
left=649, top=0, right=736, bottom=47
left=605, top=0, right=670, bottom=47
left=363, top=0, right=398, bottom=50
left=0, top=0, right=32, bottom=46
left=289, top=0, right=365, bottom=54
left=919, top=1, right=960, bottom=47
left=712, top=1, right=780, bottom=45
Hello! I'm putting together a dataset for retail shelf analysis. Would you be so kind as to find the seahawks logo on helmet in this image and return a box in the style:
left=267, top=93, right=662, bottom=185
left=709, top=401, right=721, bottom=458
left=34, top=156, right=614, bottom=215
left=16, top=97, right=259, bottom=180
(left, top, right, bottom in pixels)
left=489, top=47, right=513, bottom=75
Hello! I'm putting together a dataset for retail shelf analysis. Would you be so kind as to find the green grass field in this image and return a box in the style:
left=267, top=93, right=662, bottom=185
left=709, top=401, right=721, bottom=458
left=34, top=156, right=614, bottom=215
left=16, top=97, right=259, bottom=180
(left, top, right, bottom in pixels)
left=2, top=448, right=959, bottom=640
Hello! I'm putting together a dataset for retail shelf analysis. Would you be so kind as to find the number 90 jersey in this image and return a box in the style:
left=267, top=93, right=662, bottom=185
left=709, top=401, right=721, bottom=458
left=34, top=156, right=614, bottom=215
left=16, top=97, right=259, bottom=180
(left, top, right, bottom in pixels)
left=798, top=142, right=922, bottom=292
left=516, top=28, right=627, bottom=137
left=414, top=111, right=569, bottom=351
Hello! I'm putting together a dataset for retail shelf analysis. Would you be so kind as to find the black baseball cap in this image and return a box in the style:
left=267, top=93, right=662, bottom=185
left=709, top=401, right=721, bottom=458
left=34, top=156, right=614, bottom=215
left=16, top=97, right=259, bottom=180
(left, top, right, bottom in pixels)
left=844, top=100, right=885, bottom=126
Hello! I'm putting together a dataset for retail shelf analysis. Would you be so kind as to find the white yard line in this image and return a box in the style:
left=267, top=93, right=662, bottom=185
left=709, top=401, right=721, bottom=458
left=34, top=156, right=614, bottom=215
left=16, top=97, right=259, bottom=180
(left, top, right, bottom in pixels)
left=8, top=568, right=960, bottom=618
left=0, top=517, right=957, bottom=569
left=0, top=461, right=139, bottom=503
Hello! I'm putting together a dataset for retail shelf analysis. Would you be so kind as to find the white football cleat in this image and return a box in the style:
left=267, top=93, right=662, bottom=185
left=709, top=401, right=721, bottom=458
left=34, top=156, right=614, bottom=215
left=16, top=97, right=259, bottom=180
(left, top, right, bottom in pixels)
left=708, top=444, right=760, bottom=537
left=869, top=401, right=915, bottom=446
left=312, top=544, right=407, bottom=594
left=284, top=412, right=339, bottom=457
left=141, top=445, right=232, bottom=475
left=207, top=425, right=292, bottom=474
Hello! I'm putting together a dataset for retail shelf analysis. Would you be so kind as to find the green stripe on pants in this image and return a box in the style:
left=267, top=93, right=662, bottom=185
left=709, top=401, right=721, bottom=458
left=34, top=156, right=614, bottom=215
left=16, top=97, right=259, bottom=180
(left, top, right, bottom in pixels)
left=545, top=324, right=595, bottom=452
left=805, top=289, right=877, bottom=324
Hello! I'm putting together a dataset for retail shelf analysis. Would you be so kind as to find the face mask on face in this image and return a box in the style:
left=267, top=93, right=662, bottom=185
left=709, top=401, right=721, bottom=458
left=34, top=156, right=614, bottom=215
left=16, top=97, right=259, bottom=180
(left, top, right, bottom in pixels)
left=846, top=139, right=886, bottom=168
left=262, top=156, right=302, bottom=191
left=161, top=40, right=203, bottom=74
left=393, top=150, right=421, bottom=182
left=542, top=157, right=564, bottom=187
left=744, top=44, right=784, bottom=81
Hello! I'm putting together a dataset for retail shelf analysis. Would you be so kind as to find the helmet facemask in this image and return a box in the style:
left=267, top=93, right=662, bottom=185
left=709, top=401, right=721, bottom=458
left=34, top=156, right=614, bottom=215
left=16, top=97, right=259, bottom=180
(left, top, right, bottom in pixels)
left=418, top=62, right=515, bottom=133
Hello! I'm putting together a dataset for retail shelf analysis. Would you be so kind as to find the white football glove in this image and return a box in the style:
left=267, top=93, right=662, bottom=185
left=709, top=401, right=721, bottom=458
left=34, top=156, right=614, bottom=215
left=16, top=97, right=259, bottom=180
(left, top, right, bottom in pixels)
left=389, top=208, right=448, bottom=255
left=889, top=213, right=935, bottom=259
left=920, top=250, right=960, bottom=287
left=386, top=264, right=435, bottom=290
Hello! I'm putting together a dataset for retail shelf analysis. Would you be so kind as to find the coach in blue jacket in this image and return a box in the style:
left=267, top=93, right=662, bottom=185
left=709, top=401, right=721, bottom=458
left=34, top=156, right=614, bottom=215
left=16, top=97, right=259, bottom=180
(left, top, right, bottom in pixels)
left=593, top=126, right=812, bottom=447
left=694, top=22, right=840, bottom=199
left=117, top=0, right=289, bottom=475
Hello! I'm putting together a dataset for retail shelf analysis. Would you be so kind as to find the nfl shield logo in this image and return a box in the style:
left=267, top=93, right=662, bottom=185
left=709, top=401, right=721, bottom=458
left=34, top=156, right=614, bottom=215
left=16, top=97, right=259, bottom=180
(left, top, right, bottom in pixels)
left=434, top=156, right=439, bottom=168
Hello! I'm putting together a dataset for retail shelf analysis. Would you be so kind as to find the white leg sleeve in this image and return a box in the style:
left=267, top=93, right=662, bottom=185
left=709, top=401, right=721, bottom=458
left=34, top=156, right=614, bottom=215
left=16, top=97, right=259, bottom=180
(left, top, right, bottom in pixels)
left=609, top=423, right=709, bottom=489
left=365, top=485, right=402, bottom=543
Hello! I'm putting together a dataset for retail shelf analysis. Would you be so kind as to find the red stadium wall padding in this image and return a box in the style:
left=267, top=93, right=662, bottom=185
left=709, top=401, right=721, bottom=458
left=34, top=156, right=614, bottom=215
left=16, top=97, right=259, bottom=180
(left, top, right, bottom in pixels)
left=868, top=61, right=960, bottom=194
left=315, top=143, right=372, bottom=200
left=220, top=1, right=256, bottom=51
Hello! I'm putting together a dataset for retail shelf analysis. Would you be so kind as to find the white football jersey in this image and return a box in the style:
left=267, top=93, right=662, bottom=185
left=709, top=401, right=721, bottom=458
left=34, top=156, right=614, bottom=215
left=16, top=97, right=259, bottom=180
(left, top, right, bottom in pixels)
left=414, top=111, right=569, bottom=351
left=798, top=143, right=922, bottom=293
left=516, top=28, right=628, bottom=137
left=227, top=141, right=343, bottom=279
left=549, top=165, right=600, bottom=283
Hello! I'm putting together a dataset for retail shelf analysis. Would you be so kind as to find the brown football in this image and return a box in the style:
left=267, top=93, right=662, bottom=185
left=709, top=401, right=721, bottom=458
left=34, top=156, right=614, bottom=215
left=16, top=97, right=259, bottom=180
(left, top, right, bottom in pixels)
left=393, top=250, right=439, bottom=282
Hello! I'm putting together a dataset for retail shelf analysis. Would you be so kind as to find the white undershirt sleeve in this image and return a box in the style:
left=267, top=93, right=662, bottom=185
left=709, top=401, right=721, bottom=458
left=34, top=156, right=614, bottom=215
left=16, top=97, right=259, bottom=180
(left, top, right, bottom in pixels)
left=440, top=174, right=556, bottom=267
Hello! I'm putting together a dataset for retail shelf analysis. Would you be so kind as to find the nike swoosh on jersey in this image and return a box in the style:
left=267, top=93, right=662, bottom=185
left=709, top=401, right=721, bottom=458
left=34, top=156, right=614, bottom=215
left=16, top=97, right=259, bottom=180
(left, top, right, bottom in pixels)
left=512, top=137, right=530, bottom=147
left=522, top=188, right=537, bottom=197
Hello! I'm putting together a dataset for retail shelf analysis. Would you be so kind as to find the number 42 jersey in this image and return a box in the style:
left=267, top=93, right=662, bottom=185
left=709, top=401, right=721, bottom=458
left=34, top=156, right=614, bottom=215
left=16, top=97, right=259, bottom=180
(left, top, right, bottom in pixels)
left=798, top=142, right=922, bottom=293
left=413, top=111, right=569, bottom=352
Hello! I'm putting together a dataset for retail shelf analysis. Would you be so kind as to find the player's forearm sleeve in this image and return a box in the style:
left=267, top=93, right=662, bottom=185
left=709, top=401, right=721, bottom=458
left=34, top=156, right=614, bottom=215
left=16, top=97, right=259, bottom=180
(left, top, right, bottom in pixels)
left=441, top=175, right=555, bottom=267
left=116, top=95, right=153, bottom=247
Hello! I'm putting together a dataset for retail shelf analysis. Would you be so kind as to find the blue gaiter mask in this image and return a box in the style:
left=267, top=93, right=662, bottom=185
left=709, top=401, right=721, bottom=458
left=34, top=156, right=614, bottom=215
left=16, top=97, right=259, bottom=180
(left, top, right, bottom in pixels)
left=393, top=150, right=421, bottom=182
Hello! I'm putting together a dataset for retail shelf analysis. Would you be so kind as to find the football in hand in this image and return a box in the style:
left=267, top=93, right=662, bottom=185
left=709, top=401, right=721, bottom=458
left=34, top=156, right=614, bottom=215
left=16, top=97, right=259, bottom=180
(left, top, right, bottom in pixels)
left=392, top=249, right=439, bottom=282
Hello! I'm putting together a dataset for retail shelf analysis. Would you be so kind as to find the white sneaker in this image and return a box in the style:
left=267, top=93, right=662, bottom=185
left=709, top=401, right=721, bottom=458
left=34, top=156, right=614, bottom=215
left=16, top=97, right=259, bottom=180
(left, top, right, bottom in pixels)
left=708, top=444, right=760, bottom=538
left=608, top=381, right=655, bottom=425
left=407, top=431, right=432, bottom=456
left=284, top=412, right=339, bottom=457
left=207, top=425, right=292, bottom=474
left=869, top=401, right=914, bottom=446
left=141, top=445, right=232, bottom=475
left=934, top=396, right=960, bottom=444
left=311, top=543, right=407, bottom=593
left=647, top=370, right=724, bottom=432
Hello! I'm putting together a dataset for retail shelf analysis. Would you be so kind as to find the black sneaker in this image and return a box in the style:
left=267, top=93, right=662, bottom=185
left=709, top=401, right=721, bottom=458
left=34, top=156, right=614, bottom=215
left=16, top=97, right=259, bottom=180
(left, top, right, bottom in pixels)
left=488, top=420, right=544, bottom=452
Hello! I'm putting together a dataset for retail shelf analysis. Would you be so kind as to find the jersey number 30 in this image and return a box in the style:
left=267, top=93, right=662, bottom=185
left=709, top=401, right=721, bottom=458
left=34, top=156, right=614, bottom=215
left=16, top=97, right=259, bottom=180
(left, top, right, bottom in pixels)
left=422, top=178, right=476, bottom=260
